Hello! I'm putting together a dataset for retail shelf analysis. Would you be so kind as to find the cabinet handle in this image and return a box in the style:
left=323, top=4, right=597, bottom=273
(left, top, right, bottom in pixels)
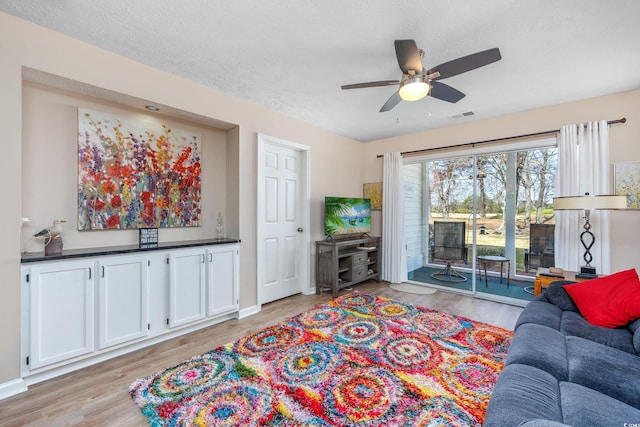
left=88, top=268, right=92, bottom=279
left=209, top=253, right=213, bottom=262
left=201, top=254, right=205, bottom=263
left=101, top=266, right=105, bottom=277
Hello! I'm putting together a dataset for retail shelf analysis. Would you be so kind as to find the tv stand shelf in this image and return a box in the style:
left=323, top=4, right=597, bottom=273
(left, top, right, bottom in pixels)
left=316, top=236, right=381, bottom=297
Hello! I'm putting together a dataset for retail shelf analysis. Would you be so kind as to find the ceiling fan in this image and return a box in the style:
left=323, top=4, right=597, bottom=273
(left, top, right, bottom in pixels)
left=341, top=40, right=501, bottom=112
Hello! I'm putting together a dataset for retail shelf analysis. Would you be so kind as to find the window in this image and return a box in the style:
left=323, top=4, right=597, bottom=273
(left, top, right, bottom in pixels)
left=404, top=141, right=557, bottom=300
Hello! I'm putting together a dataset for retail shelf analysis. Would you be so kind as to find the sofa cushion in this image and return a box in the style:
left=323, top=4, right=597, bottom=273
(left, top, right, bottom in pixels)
left=560, top=381, right=640, bottom=426
left=630, top=318, right=640, bottom=354
left=506, top=324, right=568, bottom=381
left=484, top=364, right=563, bottom=427
left=566, top=336, right=640, bottom=409
left=536, top=280, right=580, bottom=312
left=563, top=268, right=640, bottom=327
left=516, top=300, right=563, bottom=331
left=518, top=421, right=571, bottom=427
left=560, top=310, right=636, bottom=354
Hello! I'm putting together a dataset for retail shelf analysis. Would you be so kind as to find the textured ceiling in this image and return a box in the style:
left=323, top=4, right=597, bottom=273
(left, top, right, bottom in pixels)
left=2, top=0, right=640, bottom=142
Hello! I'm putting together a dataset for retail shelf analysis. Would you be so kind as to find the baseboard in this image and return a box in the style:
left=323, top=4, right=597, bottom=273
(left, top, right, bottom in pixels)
left=23, top=312, right=238, bottom=387
left=238, top=304, right=260, bottom=319
left=0, top=378, right=27, bottom=400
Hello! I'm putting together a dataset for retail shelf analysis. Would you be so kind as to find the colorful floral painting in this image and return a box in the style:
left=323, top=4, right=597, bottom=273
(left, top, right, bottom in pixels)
left=78, top=109, right=202, bottom=230
left=614, top=161, right=640, bottom=209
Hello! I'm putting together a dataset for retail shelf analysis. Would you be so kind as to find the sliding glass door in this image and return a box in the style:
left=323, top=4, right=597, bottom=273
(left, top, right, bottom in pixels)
left=404, top=142, right=557, bottom=301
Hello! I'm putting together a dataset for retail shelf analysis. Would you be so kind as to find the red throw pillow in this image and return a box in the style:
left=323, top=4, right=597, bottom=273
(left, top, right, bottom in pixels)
left=563, top=268, right=640, bottom=328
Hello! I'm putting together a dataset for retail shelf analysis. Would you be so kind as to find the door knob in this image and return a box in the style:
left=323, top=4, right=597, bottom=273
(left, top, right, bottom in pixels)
left=297, top=227, right=303, bottom=232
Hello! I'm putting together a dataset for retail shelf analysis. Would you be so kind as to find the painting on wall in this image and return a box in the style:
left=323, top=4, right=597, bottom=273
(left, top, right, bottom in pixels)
left=363, top=182, right=383, bottom=210
left=614, top=161, right=640, bottom=209
left=78, top=108, right=202, bottom=230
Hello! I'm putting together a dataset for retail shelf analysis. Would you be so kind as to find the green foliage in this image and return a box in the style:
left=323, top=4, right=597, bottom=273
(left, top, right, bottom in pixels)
left=540, top=208, right=555, bottom=216
left=475, top=246, right=504, bottom=257
left=457, top=196, right=474, bottom=213
left=475, top=246, right=528, bottom=271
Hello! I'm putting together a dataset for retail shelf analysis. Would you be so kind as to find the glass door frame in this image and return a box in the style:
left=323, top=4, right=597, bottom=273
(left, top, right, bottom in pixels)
left=404, top=137, right=557, bottom=305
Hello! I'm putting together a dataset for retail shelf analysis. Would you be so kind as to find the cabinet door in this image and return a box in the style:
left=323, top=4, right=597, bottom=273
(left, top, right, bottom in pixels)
left=27, top=260, right=95, bottom=369
left=169, top=248, right=206, bottom=328
left=98, top=255, right=149, bottom=349
left=207, top=245, right=239, bottom=317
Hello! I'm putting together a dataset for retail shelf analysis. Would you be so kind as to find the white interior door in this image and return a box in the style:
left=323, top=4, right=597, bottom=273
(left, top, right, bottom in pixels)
left=258, top=135, right=309, bottom=304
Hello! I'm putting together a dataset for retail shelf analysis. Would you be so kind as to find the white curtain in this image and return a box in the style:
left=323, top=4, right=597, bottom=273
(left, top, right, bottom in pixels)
left=555, top=120, right=612, bottom=273
left=382, top=152, right=407, bottom=283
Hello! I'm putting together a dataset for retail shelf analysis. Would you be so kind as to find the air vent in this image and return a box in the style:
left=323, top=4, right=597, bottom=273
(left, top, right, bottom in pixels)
left=448, top=111, right=476, bottom=119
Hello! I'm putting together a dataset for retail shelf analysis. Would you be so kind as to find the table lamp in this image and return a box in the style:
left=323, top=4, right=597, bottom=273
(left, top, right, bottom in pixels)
left=553, top=193, right=627, bottom=276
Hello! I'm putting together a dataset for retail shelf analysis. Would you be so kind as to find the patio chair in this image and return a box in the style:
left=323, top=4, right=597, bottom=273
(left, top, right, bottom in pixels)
left=525, top=223, right=555, bottom=272
left=430, top=221, right=468, bottom=282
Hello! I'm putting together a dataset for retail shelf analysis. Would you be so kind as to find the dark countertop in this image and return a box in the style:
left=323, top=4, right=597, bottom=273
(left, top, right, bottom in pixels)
left=21, top=238, right=240, bottom=263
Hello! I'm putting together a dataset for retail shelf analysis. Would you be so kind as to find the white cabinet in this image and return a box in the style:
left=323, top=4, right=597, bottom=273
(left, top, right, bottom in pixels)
left=207, top=245, right=239, bottom=317
left=168, top=248, right=206, bottom=328
left=97, top=255, right=149, bottom=349
left=21, top=241, right=240, bottom=381
left=26, top=260, right=95, bottom=370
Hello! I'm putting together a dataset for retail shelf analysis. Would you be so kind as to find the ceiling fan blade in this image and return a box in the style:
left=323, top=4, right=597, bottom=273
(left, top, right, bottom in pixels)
left=428, top=48, right=501, bottom=80
left=430, top=81, right=465, bottom=103
left=341, top=80, right=400, bottom=90
left=380, top=91, right=402, bottom=112
left=394, top=39, right=423, bottom=74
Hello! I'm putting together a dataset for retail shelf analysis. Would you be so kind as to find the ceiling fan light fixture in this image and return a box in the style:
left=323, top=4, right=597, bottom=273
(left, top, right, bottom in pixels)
left=399, top=75, right=430, bottom=101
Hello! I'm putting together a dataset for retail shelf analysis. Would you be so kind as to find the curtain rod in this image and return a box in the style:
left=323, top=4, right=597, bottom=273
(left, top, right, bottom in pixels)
left=376, top=117, right=627, bottom=158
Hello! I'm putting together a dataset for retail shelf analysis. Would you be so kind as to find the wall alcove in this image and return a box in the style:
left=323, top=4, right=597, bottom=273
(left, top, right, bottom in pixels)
left=21, top=67, right=240, bottom=252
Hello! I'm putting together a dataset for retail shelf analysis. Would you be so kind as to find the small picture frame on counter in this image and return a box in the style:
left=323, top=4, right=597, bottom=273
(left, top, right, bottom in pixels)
left=139, top=228, right=158, bottom=249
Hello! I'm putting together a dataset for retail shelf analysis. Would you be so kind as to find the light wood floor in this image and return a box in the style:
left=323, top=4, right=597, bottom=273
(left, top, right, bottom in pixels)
left=0, top=281, right=523, bottom=426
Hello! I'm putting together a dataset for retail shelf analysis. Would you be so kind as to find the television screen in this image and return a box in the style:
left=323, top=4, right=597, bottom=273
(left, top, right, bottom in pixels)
left=325, top=197, right=371, bottom=236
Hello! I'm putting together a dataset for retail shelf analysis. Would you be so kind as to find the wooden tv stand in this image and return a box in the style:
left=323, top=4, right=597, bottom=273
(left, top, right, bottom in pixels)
left=316, top=236, right=381, bottom=298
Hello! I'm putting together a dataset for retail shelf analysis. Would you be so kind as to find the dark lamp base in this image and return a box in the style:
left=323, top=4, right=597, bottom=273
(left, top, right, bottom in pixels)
left=580, top=266, right=597, bottom=275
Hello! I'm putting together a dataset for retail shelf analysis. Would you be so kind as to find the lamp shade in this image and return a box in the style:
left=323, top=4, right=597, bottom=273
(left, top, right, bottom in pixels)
left=553, top=194, right=628, bottom=210
left=399, top=76, right=430, bottom=101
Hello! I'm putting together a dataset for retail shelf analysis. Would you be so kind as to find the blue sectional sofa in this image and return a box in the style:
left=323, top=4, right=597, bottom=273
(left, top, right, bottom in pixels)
left=485, top=280, right=640, bottom=426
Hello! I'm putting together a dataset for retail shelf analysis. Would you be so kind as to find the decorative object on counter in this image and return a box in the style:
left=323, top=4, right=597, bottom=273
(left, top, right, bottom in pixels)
left=34, top=220, right=66, bottom=256
left=139, top=228, right=159, bottom=249
left=77, top=108, right=202, bottom=230
left=216, top=212, right=224, bottom=239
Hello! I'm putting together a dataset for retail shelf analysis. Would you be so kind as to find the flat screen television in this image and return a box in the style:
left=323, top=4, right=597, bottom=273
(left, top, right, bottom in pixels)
left=324, top=196, right=371, bottom=236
